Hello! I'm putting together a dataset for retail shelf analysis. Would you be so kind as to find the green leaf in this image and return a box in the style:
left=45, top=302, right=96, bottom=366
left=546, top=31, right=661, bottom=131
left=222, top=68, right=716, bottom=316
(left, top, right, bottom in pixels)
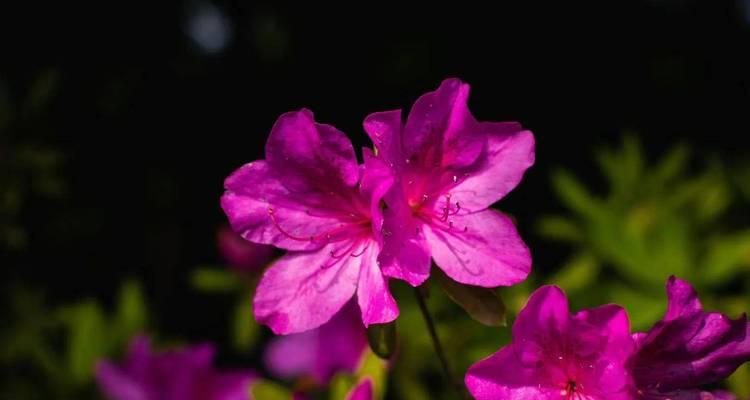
left=59, top=301, right=107, bottom=384
left=250, top=380, right=292, bottom=400
left=113, top=280, right=147, bottom=343
left=728, top=362, right=750, bottom=398
left=232, top=294, right=260, bottom=352
left=535, top=216, right=583, bottom=243
left=366, top=322, right=397, bottom=359
left=190, top=267, right=241, bottom=292
left=355, top=350, right=388, bottom=400
left=548, top=252, right=599, bottom=292
left=329, top=373, right=357, bottom=400
left=434, top=269, right=506, bottom=327
left=550, top=169, right=601, bottom=218
left=701, top=230, right=750, bottom=286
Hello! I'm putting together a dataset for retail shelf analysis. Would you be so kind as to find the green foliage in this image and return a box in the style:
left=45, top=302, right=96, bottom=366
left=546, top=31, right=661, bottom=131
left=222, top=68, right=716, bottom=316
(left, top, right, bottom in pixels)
left=0, top=281, right=149, bottom=398
left=434, top=269, right=507, bottom=327
left=538, top=135, right=750, bottom=394
left=251, top=380, right=293, bottom=399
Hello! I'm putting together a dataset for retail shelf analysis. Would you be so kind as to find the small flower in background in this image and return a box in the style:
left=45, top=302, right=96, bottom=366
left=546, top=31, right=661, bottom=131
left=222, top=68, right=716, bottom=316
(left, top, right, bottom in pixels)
left=95, top=335, right=256, bottom=400
left=222, top=109, right=398, bottom=334
left=264, top=301, right=367, bottom=386
left=346, top=377, right=373, bottom=400
left=217, top=225, right=275, bottom=272
left=465, top=285, right=635, bottom=399
left=630, top=277, right=750, bottom=400
left=364, top=78, right=534, bottom=288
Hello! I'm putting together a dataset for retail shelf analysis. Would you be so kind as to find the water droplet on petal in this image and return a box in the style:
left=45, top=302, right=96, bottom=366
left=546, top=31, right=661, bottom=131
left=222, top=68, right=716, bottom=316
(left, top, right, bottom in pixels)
left=452, top=175, right=458, bottom=183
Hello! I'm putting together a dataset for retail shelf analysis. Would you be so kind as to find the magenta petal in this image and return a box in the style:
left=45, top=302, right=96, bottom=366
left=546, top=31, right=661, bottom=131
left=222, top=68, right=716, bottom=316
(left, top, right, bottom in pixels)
left=221, top=161, right=347, bottom=251
left=632, top=277, right=750, bottom=393
left=424, top=209, right=531, bottom=287
left=402, top=79, right=482, bottom=168
left=346, top=378, right=374, bottom=400
left=264, top=331, right=317, bottom=379
left=315, top=302, right=368, bottom=383
left=356, top=245, right=399, bottom=326
left=265, top=109, right=359, bottom=191
left=465, top=346, right=558, bottom=400
left=253, top=243, right=362, bottom=334
left=363, top=110, right=403, bottom=167
left=513, top=286, right=570, bottom=341
left=95, top=360, right=149, bottom=400
left=451, top=127, right=535, bottom=212
left=217, top=225, right=275, bottom=271
left=378, top=188, right=431, bottom=286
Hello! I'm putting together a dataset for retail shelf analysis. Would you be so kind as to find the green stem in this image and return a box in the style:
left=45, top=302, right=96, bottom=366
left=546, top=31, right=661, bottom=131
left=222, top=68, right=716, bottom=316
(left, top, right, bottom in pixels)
left=414, top=286, right=465, bottom=398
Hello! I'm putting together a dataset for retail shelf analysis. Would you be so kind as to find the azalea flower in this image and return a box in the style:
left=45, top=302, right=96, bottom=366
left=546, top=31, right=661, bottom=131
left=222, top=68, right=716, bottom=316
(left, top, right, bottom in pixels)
left=465, top=285, right=635, bottom=400
left=264, top=301, right=367, bottom=385
left=363, top=78, right=535, bottom=288
left=96, top=335, right=255, bottom=400
left=221, top=109, right=397, bottom=334
left=630, top=276, right=750, bottom=400
left=217, top=225, right=275, bottom=272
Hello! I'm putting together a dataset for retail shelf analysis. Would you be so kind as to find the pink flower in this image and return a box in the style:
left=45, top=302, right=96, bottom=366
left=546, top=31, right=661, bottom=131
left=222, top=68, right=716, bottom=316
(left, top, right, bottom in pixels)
left=264, top=301, right=367, bottom=385
left=346, top=378, right=373, bottom=400
left=630, top=277, right=750, bottom=400
left=221, top=110, right=398, bottom=334
left=363, top=78, right=534, bottom=288
left=217, top=225, right=275, bottom=272
left=96, top=335, right=256, bottom=400
left=465, top=286, right=635, bottom=400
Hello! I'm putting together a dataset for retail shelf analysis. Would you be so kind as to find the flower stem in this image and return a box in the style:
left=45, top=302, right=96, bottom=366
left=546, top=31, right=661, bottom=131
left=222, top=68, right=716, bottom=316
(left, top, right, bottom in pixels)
left=414, top=286, right=466, bottom=398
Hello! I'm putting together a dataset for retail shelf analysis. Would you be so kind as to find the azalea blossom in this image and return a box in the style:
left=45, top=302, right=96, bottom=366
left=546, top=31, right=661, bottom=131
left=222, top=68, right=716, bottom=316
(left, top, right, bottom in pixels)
left=264, top=301, right=367, bottom=385
left=363, top=78, right=534, bottom=288
left=465, top=285, right=635, bottom=400
left=630, top=276, right=750, bottom=400
left=217, top=225, right=275, bottom=272
left=96, top=335, right=255, bottom=400
left=221, top=109, right=397, bottom=334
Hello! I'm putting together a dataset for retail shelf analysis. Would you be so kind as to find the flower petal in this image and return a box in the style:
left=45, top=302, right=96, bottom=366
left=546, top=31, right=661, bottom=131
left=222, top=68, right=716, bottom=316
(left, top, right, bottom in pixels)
left=377, top=187, right=431, bottom=286
left=253, top=243, right=361, bottom=334
left=356, top=245, right=399, bottom=326
left=346, top=378, right=373, bottom=400
left=316, top=302, right=368, bottom=383
left=264, top=331, right=317, bottom=379
left=265, top=109, right=359, bottom=191
left=465, top=346, right=559, bottom=400
left=222, top=161, right=353, bottom=251
left=633, top=276, right=750, bottom=392
left=363, top=110, right=403, bottom=168
left=95, top=360, right=150, bottom=400
left=424, top=209, right=531, bottom=287
left=451, top=127, right=535, bottom=212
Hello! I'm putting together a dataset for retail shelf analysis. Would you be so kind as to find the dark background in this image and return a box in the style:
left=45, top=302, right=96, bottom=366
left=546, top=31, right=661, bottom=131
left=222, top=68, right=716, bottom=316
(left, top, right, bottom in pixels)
left=2, top=0, right=749, bottom=342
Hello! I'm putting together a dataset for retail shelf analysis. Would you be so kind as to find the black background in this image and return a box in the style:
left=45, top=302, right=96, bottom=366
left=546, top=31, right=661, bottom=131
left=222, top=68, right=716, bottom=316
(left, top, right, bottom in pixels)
left=2, top=0, right=749, bottom=341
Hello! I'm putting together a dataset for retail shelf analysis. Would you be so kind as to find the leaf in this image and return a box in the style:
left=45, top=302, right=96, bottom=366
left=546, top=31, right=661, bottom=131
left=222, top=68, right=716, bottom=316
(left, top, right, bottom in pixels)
left=366, top=322, right=397, bottom=359
left=701, top=230, right=750, bottom=286
left=231, top=294, right=260, bottom=352
left=58, top=301, right=107, bottom=384
left=355, top=350, right=388, bottom=400
left=249, top=380, right=292, bottom=400
left=550, top=169, right=602, bottom=218
left=727, top=362, right=750, bottom=398
left=548, top=252, right=599, bottom=292
left=535, top=216, right=583, bottom=243
left=434, top=269, right=506, bottom=327
left=190, top=267, right=241, bottom=292
left=113, top=280, right=147, bottom=343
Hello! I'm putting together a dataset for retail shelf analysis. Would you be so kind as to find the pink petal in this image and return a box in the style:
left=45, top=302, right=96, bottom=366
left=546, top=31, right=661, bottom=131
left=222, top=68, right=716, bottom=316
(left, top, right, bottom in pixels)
left=363, top=109, right=403, bottom=169
left=221, top=161, right=351, bottom=251
left=465, top=346, right=558, bottom=400
left=265, top=109, right=359, bottom=191
left=513, top=286, right=570, bottom=343
left=360, top=148, right=394, bottom=242
left=95, top=360, right=149, bottom=400
left=451, top=127, right=535, bottom=212
left=424, top=209, right=531, bottom=287
left=253, top=243, right=361, bottom=334
left=346, top=378, right=374, bottom=400
left=264, top=331, right=317, bottom=379
left=403, top=79, right=483, bottom=169
left=356, top=245, right=399, bottom=326
left=378, top=187, right=431, bottom=286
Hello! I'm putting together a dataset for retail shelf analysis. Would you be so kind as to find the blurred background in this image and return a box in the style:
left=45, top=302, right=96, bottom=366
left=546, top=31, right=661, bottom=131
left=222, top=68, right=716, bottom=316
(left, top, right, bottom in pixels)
left=2, top=1, right=750, bottom=399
